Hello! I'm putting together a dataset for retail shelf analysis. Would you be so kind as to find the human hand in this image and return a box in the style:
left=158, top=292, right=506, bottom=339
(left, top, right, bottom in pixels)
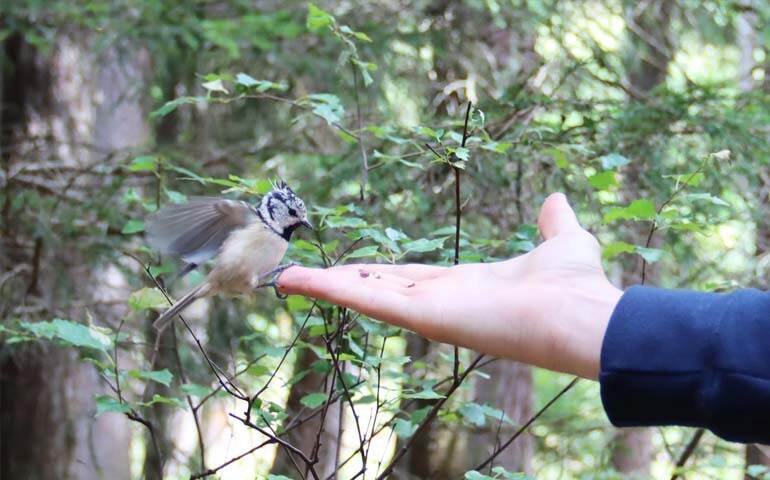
left=278, top=193, right=622, bottom=379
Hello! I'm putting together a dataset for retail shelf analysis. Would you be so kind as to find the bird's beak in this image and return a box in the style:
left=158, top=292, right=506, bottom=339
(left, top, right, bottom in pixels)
left=301, top=219, right=313, bottom=229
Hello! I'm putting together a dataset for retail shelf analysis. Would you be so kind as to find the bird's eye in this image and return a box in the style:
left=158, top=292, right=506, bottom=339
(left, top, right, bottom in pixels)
left=288, top=208, right=297, bottom=216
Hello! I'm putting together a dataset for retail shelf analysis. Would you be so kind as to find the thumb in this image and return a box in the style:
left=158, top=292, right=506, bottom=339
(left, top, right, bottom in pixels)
left=537, top=193, right=582, bottom=240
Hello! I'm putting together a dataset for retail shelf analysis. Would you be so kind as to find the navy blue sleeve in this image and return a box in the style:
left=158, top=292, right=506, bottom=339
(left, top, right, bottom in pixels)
left=599, top=285, right=770, bottom=444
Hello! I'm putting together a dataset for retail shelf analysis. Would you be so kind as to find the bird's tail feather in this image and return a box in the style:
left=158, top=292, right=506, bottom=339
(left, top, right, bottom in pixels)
left=154, top=282, right=211, bottom=331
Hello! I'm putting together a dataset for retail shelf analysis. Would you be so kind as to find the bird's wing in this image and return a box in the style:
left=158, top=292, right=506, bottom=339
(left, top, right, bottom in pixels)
left=145, top=197, right=258, bottom=264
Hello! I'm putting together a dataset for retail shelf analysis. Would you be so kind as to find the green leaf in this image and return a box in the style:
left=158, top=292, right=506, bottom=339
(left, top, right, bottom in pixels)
left=235, top=72, right=259, bottom=88
left=286, top=295, right=313, bottom=311
left=22, top=319, right=112, bottom=352
left=128, top=155, right=158, bottom=172
left=491, top=466, right=532, bottom=479
left=459, top=403, right=486, bottom=427
left=57, top=320, right=110, bottom=350
left=128, top=287, right=167, bottom=311
left=150, top=96, right=200, bottom=117
left=603, top=241, right=636, bottom=259
left=402, top=238, right=445, bottom=253
left=95, top=395, right=130, bottom=416
left=393, top=418, right=418, bottom=438
left=454, top=147, right=470, bottom=161
left=313, top=102, right=340, bottom=121
left=482, top=141, right=513, bottom=154
left=202, top=78, right=228, bottom=95
left=545, top=147, right=568, bottom=168
left=627, top=199, right=656, bottom=219
left=402, top=388, right=445, bottom=400
left=345, top=245, right=379, bottom=259
left=121, top=219, right=145, bottom=234
left=603, top=199, right=656, bottom=223
left=464, top=471, right=495, bottom=480
left=139, top=394, right=186, bottom=409
left=300, top=392, right=328, bottom=408
left=165, top=190, right=187, bottom=204
left=664, top=172, right=704, bottom=187
left=600, top=153, right=630, bottom=170
left=340, top=25, right=372, bottom=42
left=181, top=383, right=214, bottom=397
left=307, top=3, right=334, bottom=31
left=635, top=246, right=663, bottom=263
left=324, top=216, right=367, bottom=229
left=588, top=171, right=617, bottom=190
left=683, top=193, right=729, bottom=207
left=747, top=465, right=769, bottom=477
left=128, top=369, right=173, bottom=387
left=410, top=405, right=432, bottom=424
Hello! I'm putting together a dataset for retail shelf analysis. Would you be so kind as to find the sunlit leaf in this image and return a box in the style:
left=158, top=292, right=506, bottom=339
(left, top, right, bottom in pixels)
left=603, top=199, right=656, bottom=223
left=202, top=78, right=228, bottom=95
left=635, top=246, right=664, bottom=263
left=128, top=287, right=167, bottom=311
left=603, top=241, right=636, bottom=259
left=588, top=171, right=617, bottom=190
left=128, top=155, right=158, bottom=172
left=600, top=153, right=630, bottom=170
left=307, top=3, right=334, bottom=31
left=300, top=392, right=328, bottom=408
left=459, top=403, right=486, bottom=427
left=464, top=471, right=495, bottom=480
left=22, top=319, right=112, bottom=352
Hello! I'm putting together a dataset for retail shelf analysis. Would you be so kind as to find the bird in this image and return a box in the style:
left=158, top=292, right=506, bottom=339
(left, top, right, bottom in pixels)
left=145, top=180, right=312, bottom=331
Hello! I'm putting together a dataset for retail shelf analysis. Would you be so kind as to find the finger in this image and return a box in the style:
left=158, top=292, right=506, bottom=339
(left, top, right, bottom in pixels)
left=537, top=192, right=583, bottom=240
left=334, top=263, right=446, bottom=281
left=276, top=266, right=415, bottom=325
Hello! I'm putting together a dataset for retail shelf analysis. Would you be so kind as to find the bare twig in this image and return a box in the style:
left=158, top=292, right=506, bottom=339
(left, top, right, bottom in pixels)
left=472, top=377, right=579, bottom=473
left=376, top=353, right=485, bottom=480
left=352, top=64, right=369, bottom=201
left=670, top=428, right=706, bottom=480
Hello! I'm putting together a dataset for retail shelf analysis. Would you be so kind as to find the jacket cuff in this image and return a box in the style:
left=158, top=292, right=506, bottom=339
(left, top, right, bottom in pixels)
left=599, top=285, right=770, bottom=443
left=599, top=285, right=727, bottom=429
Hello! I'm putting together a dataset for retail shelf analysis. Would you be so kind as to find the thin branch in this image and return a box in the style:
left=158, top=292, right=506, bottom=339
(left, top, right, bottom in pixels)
left=376, top=353, right=485, bottom=480
left=641, top=157, right=708, bottom=283
left=670, top=428, right=706, bottom=480
left=472, top=377, right=579, bottom=473
left=352, top=63, right=369, bottom=201
left=230, top=413, right=320, bottom=480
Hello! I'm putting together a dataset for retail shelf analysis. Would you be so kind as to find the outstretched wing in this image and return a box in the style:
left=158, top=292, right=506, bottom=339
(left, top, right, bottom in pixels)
left=145, top=197, right=258, bottom=265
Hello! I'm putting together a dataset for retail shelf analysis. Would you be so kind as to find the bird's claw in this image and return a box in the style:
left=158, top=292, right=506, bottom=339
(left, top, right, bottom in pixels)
left=255, top=262, right=298, bottom=299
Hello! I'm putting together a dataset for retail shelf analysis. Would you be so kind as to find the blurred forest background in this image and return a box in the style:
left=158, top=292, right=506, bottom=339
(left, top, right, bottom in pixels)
left=2, top=0, right=770, bottom=479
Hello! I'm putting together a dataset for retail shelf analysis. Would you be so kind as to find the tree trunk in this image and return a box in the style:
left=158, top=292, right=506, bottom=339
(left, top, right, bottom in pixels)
left=468, top=361, right=533, bottom=474
left=0, top=31, right=141, bottom=480
left=746, top=445, right=770, bottom=480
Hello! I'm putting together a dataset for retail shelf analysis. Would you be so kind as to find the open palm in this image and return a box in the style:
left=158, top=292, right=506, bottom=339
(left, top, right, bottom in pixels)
left=278, top=193, right=621, bottom=379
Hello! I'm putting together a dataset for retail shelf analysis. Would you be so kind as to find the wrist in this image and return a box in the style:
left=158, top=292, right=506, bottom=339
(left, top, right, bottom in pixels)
left=553, top=280, right=622, bottom=379
left=568, top=280, right=623, bottom=380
